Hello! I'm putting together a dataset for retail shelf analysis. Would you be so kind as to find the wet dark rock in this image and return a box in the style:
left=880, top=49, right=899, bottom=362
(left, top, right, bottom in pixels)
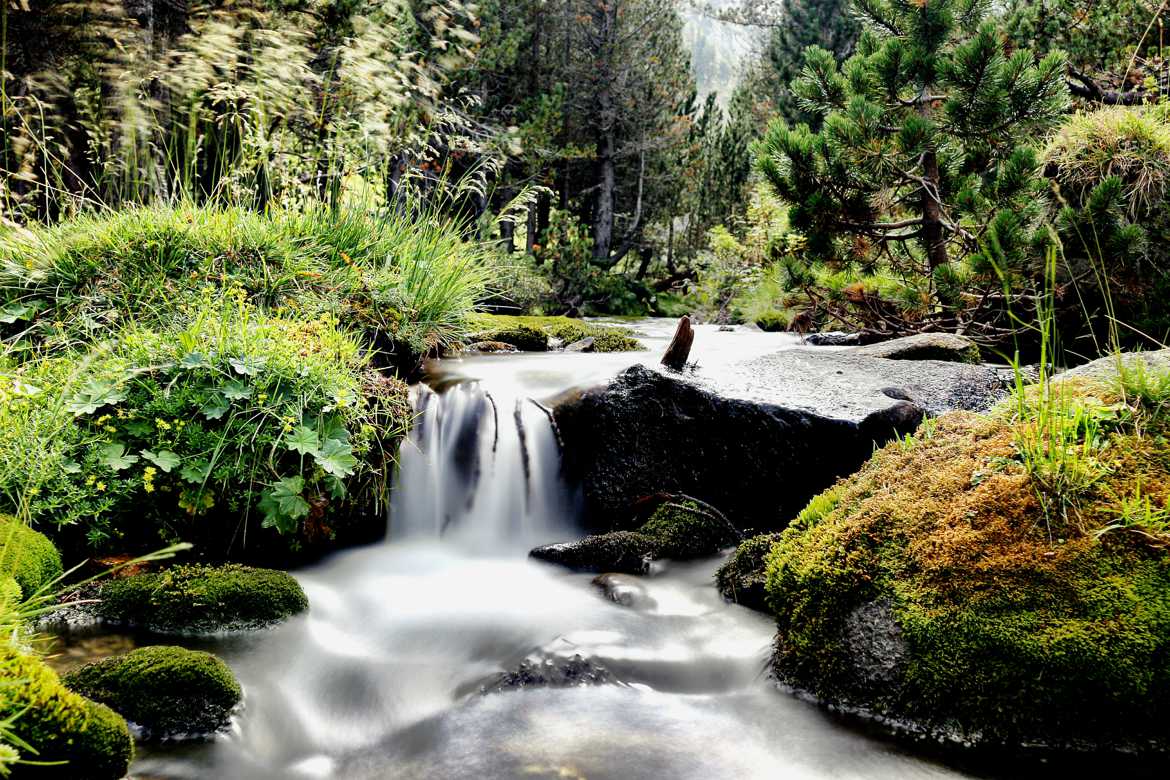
left=592, top=573, right=657, bottom=609
left=531, top=498, right=742, bottom=573
left=465, top=340, right=519, bottom=354
left=481, top=654, right=616, bottom=694
left=529, top=531, right=656, bottom=574
left=564, top=337, right=595, bottom=353
left=839, top=600, right=908, bottom=689
left=803, top=331, right=861, bottom=346
left=849, top=332, right=981, bottom=364
left=553, top=355, right=1005, bottom=532
left=715, top=534, right=780, bottom=613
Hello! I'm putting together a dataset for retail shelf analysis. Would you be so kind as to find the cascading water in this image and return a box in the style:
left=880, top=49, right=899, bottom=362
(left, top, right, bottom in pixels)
left=116, top=319, right=969, bottom=780
left=389, top=382, right=578, bottom=549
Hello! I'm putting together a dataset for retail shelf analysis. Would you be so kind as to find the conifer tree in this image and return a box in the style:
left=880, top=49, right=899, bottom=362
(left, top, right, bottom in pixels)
left=756, top=0, right=1069, bottom=317
left=766, top=0, right=860, bottom=125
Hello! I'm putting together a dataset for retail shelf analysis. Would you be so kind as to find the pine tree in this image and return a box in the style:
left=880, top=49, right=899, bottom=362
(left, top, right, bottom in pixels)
left=756, top=0, right=1069, bottom=323
left=765, top=0, right=860, bottom=125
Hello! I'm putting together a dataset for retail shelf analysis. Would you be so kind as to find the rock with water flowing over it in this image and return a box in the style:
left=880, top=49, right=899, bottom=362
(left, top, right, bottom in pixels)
left=592, top=573, right=657, bottom=609
left=530, top=531, right=657, bottom=575
left=715, top=534, right=781, bottom=612
left=848, top=332, right=982, bottom=363
left=553, top=352, right=1006, bottom=532
left=481, top=654, right=616, bottom=694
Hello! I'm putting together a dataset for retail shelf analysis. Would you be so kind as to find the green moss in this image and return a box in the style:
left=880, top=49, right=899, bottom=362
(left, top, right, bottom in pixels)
left=764, top=396, right=1170, bottom=751
left=0, top=517, right=62, bottom=600
left=98, top=564, right=308, bottom=634
left=466, top=314, right=643, bottom=353
left=754, top=310, right=789, bottom=332
left=637, top=499, right=741, bottom=559
left=64, top=646, right=241, bottom=739
left=715, top=533, right=780, bottom=611
left=0, top=646, right=133, bottom=779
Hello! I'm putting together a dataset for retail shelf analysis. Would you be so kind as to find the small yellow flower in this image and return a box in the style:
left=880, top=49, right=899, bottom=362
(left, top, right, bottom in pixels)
left=96, top=482, right=107, bottom=492
left=257, top=393, right=269, bottom=403
left=143, top=483, right=155, bottom=493
left=104, top=425, right=117, bottom=434
left=155, top=418, right=171, bottom=431
left=85, top=475, right=96, bottom=486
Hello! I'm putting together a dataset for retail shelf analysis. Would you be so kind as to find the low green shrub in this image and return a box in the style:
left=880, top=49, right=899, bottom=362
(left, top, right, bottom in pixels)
left=98, top=564, right=308, bottom=633
left=0, top=646, right=133, bottom=779
left=0, top=295, right=410, bottom=556
left=65, top=646, right=241, bottom=739
left=753, top=310, right=789, bottom=332
left=0, top=517, right=62, bottom=599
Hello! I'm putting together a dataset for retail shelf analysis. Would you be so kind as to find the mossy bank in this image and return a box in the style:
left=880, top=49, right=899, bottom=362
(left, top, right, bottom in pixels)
left=762, top=359, right=1170, bottom=756
left=465, top=314, right=643, bottom=353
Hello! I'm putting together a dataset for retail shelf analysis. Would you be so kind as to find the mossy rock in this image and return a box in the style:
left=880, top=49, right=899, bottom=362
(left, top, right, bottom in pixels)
left=754, top=311, right=789, bottom=332
left=466, top=314, right=642, bottom=353
left=638, top=499, right=741, bottom=559
left=0, top=646, right=133, bottom=779
left=0, top=516, right=63, bottom=600
left=530, top=498, right=741, bottom=573
left=765, top=386, right=1170, bottom=754
left=64, top=646, right=241, bottom=740
left=98, top=564, right=308, bottom=634
left=715, top=533, right=780, bottom=612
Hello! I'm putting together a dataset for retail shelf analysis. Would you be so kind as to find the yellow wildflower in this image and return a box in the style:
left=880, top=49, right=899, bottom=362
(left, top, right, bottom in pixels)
left=96, top=482, right=106, bottom=492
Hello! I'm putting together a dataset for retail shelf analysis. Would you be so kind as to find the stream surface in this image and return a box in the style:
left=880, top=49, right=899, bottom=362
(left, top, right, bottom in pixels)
left=71, top=320, right=974, bottom=779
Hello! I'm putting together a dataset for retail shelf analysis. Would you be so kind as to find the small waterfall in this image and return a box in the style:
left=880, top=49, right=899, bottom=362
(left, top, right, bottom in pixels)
left=388, top=381, right=579, bottom=550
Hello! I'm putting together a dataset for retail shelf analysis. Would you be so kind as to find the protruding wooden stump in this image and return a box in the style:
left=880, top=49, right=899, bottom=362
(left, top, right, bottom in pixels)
left=661, top=315, right=694, bottom=371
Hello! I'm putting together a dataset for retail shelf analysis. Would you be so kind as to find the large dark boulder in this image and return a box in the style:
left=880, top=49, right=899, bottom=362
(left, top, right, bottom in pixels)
left=553, top=352, right=1005, bottom=531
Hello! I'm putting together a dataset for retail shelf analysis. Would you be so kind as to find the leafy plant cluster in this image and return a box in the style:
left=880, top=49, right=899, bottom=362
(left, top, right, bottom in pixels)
left=0, top=288, right=409, bottom=557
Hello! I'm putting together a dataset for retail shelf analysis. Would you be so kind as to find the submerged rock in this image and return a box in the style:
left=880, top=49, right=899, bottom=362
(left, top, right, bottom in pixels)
left=714, top=534, right=780, bottom=612
left=97, top=564, right=308, bottom=634
left=64, top=646, right=241, bottom=741
left=803, top=331, right=861, bottom=346
left=481, top=653, right=616, bottom=694
left=592, top=573, right=657, bottom=609
left=849, top=332, right=981, bottom=363
left=554, top=355, right=1004, bottom=532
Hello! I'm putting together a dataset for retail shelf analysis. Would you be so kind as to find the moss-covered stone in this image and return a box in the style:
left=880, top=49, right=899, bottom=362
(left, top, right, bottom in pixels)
left=0, top=646, right=133, bottom=779
left=765, top=383, right=1170, bottom=754
left=0, top=516, right=63, bottom=600
left=754, top=311, right=789, bottom=332
left=531, top=498, right=741, bottom=573
left=715, top=534, right=780, bottom=612
left=64, top=646, right=241, bottom=740
left=98, top=564, right=308, bottom=634
left=466, top=314, right=642, bottom=353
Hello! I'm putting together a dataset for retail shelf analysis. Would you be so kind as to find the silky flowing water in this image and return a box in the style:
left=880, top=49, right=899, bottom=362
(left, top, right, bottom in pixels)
left=71, top=320, right=972, bottom=779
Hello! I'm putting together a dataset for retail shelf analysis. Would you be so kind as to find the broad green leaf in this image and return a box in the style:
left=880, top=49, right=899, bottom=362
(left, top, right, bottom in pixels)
left=219, top=380, right=252, bottom=401
left=314, top=438, right=358, bottom=478
left=200, top=393, right=230, bottom=420
left=258, top=476, right=310, bottom=535
left=0, top=300, right=42, bottom=324
left=180, top=459, right=212, bottom=484
left=325, top=474, right=347, bottom=500
left=229, top=355, right=266, bottom=376
left=124, top=420, right=153, bottom=437
left=141, top=449, right=181, bottom=473
left=66, top=379, right=126, bottom=417
left=179, top=351, right=209, bottom=370
left=98, top=443, right=139, bottom=471
left=284, top=425, right=320, bottom=456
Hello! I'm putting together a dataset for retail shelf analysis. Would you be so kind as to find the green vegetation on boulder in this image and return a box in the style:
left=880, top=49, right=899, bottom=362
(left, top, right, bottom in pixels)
left=715, top=534, right=780, bottom=612
left=764, top=366, right=1170, bottom=753
left=65, top=646, right=241, bottom=740
left=0, top=647, right=133, bottom=779
left=98, top=564, right=308, bottom=634
left=0, top=517, right=62, bottom=599
left=466, top=314, right=642, bottom=353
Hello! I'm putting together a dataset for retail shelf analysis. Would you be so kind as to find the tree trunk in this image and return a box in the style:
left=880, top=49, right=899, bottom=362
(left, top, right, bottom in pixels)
left=918, top=89, right=948, bottom=273
left=591, top=1, right=617, bottom=266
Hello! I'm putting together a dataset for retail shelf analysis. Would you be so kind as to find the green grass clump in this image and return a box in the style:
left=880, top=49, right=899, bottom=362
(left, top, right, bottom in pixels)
left=466, top=314, right=643, bottom=352
left=0, top=646, right=133, bottom=779
left=98, top=564, right=308, bottom=634
left=65, top=646, right=241, bottom=739
left=764, top=373, right=1170, bottom=751
left=0, top=294, right=410, bottom=557
left=0, top=517, right=62, bottom=600
left=0, top=204, right=492, bottom=362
